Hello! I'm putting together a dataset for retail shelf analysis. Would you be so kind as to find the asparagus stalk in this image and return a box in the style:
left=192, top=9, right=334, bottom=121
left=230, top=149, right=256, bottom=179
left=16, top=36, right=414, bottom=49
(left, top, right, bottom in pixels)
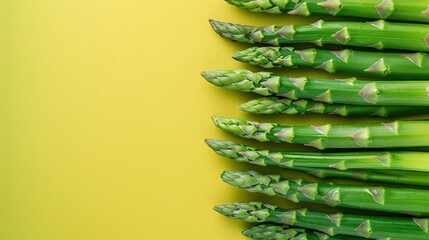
left=297, top=168, right=429, bottom=187
left=240, top=97, right=429, bottom=117
left=215, top=202, right=429, bottom=239
left=212, top=116, right=429, bottom=149
left=210, top=20, right=429, bottom=52
left=205, top=139, right=429, bottom=186
left=222, top=170, right=429, bottom=216
left=225, top=0, right=429, bottom=24
left=232, top=47, right=429, bottom=79
left=202, top=69, right=429, bottom=106
left=206, top=139, right=429, bottom=172
left=243, top=223, right=360, bottom=240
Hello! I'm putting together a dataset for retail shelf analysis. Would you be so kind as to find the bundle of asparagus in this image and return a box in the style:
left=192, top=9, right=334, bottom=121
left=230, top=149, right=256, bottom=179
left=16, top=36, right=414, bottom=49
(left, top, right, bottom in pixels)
left=205, top=0, right=429, bottom=239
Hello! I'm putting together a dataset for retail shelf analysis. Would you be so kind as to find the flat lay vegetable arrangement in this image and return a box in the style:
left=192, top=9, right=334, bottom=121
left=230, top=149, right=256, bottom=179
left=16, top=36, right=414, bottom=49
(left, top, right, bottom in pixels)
left=205, top=0, right=429, bottom=239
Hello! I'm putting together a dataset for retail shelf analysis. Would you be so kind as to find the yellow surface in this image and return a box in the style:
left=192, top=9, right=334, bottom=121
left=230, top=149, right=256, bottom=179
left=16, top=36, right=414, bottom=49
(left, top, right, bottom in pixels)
left=0, top=1, right=419, bottom=240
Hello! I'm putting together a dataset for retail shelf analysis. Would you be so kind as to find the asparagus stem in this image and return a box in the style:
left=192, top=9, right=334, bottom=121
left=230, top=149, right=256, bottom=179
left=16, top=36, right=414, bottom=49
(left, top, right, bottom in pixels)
left=206, top=139, right=429, bottom=172
left=296, top=167, right=429, bottom=187
left=222, top=170, right=429, bottom=216
left=214, top=202, right=429, bottom=239
left=232, top=47, right=429, bottom=79
left=240, top=97, right=429, bottom=117
left=205, top=139, right=429, bottom=186
left=211, top=116, right=429, bottom=149
left=225, top=0, right=429, bottom=24
left=202, top=69, right=429, bottom=106
left=243, top=223, right=360, bottom=240
left=210, top=20, right=429, bottom=52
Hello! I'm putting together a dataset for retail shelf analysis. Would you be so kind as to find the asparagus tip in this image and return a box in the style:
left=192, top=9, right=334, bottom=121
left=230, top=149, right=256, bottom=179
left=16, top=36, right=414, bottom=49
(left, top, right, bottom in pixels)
left=213, top=205, right=225, bottom=215
left=211, top=115, right=224, bottom=125
left=200, top=70, right=221, bottom=86
left=200, top=71, right=209, bottom=80
left=232, top=52, right=242, bottom=61
left=209, top=19, right=219, bottom=32
left=221, top=171, right=237, bottom=185
left=204, top=138, right=218, bottom=148
left=239, top=100, right=256, bottom=112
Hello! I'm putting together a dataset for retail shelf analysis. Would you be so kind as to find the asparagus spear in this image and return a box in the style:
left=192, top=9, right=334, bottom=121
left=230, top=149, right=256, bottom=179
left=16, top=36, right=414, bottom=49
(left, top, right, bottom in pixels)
left=212, top=116, right=429, bottom=149
left=295, top=167, right=429, bottom=187
left=232, top=47, right=429, bottom=79
left=206, top=139, right=429, bottom=186
left=205, top=139, right=429, bottom=172
left=240, top=97, right=429, bottom=117
left=222, top=170, right=429, bottom=215
left=215, top=202, right=429, bottom=239
left=210, top=20, right=429, bottom=52
left=202, top=69, right=429, bottom=106
left=225, top=0, right=429, bottom=24
left=243, top=223, right=360, bottom=240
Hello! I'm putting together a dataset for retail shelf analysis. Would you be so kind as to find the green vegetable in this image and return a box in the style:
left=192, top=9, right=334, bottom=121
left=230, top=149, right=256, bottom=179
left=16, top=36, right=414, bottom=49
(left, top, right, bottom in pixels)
left=212, top=116, right=429, bottom=149
left=240, top=97, right=429, bottom=117
left=214, top=202, right=429, bottom=239
left=243, top=223, right=360, bottom=240
left=202, top=69, right=429, bottom=106
left=222, top=170, right=429, bottom=215
left=232, top=47, right=429, bottom=79
left=225, top=0, right=429, bottom=24
left=210, top=20, right=429, bottom=52
left=206, top=139, right=429, bottom=172
left=206, top=139, right=429, bottom=186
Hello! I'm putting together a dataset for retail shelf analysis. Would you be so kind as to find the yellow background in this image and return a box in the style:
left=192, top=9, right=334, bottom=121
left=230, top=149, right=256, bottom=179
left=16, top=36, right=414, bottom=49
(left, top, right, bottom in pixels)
left=1, top=1, right=424, bottom=240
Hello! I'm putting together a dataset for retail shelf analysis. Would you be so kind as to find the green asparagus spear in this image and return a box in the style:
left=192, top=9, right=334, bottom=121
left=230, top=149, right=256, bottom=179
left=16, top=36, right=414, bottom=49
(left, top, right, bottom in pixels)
left=206, top=139, right=429, bottom=172
left=243, top=223, right=360, bottom=240
left=232, top=47, right=429, bottom=79
left=222, top=170, right=429, bottom=215
left=225, top=0, right=429, bottom=24
left=214, top=202, right=429, bottom=239
left=240, top=97, right=429, bottom=117
left=202, top=69, right=429, bottom=106
left=205, top=139, right=429, bottom=186
left=212, top=116, right=429, bottom=149
left=297, top=168, right=429, bottom=186
left=210, top=20, right=429, bottom=52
